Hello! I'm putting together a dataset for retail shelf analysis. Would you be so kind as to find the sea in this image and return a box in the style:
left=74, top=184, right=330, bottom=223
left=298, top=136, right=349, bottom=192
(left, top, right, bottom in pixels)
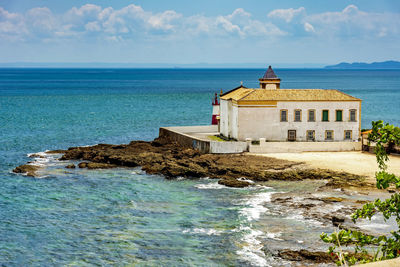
left=0, top=68, right=399, bottom=266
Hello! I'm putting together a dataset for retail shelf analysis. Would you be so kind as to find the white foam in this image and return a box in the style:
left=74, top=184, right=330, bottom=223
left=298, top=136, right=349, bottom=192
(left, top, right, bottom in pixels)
left=265, top=232, right=283, bottom=241
left=28, top=157, right=51, bottom=167
left=182, top=228, right=223, bottom=236
left=286, top=213, right=304, bottom=221
left=238, top=177, right=255, bottom=184
left=235, top=190, right=276, bottom=266
left=286, top=213, right=323, bottom=226
left=194, top=182, right=227, bottom=190
left=239, top=192, right=274, bottom=221
left=236, top=227, right=270, bottom=267
left=131, top=168, right=145, bottom=175
left=27, top=151, right=47, bottom=157
left=358, top=223, right=390, bottom=231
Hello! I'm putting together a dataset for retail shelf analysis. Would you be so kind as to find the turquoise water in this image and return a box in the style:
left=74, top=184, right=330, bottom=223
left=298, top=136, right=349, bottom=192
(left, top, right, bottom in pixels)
left=1, top=68, right=399, bottom=266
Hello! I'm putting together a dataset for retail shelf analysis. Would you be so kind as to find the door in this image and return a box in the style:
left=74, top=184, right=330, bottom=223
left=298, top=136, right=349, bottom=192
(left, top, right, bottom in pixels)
left=288, top=130, right=296, bottom=141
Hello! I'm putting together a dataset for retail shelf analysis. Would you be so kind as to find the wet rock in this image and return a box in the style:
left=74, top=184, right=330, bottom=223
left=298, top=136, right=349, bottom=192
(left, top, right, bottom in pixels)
left=65, top=164, right=76, bottom=169
left=14, top=136, right=368, bottom=189
left=13, top=164, right=40, bottom=177
left=278, top=249, right=335, bottom=263
left=321, top=197, right=344, bottom=203
left=78, top=162, right=87, bottom=168
left=28, top=154, right=45, bottom=158
left=218, top=178, right=251, bottom=188
left=78, top=162, right=116, bottom=169
left=45, top=149, right=67, bottom=154
left=332, top=216, right=345, bottom=227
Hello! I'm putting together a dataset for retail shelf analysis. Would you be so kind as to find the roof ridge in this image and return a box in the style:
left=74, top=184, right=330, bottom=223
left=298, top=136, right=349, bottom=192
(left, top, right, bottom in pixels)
left=238, top=89, right=257, bottom=100
left=220, top=85, right=248, bottom=97
left=332, top=89, right=362, bottom=101
left=238, top=88, right=361, bottom=101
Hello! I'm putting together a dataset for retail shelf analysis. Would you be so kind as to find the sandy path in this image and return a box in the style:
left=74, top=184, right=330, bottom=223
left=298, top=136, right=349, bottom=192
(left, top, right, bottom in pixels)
left=251, top=151, right=400, bottom=184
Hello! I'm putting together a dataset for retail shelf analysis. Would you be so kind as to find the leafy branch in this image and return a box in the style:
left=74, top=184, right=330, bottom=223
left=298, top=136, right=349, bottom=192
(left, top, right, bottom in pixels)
left=321, top=120, right=400, bottom=265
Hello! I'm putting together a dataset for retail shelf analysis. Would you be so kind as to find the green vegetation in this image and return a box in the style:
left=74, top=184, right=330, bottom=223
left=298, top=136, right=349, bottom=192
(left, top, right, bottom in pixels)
left=321, top=120, right=400, bottom=265
left=208, top=135, right=226, bottom=142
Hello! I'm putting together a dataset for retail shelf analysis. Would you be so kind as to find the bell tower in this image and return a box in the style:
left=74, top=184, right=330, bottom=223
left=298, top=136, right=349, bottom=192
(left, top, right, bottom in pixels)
left=259, top=65, right=280, bottom=89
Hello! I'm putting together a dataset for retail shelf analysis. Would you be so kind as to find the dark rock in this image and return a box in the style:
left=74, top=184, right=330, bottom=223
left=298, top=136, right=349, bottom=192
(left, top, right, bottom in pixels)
left=28, top=154, right=45, bottom=158
left=218, top=178, right=251, bottom=188
left=278, top=249, right=335, bottom=263
left=321, top=197, right=344, bottom=203
left=45, top=149, right=67, bottom=154
left=78, top=162, right=116, bottom=169
left=332, top=216, right=345, bottom=227
left=78, top=162, right=88, bottom=168
left=65, top=164, right=76, bottom=169
left=13, top=164, right=40, bottom=177
left=14, top=136, right=368, bottom=190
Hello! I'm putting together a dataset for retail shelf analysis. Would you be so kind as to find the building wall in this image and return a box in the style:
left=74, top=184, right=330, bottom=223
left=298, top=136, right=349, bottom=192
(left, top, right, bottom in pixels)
left=249, top=141, right=361, bottom=153
left=237, top=101, right=361, bottom=141
left=220, top=100, right=229, bottom=137
left=231, top=105, right=239, bottom=139
left=220, top=99, right=239, bottom=139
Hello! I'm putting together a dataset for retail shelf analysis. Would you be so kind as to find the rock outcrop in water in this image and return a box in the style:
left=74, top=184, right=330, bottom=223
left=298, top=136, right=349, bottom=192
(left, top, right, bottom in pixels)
left=13, top=164, right=40, bottom=177
left=33, top=136, right=364, bottom=188
left=13, top=136, right=367, bottom=189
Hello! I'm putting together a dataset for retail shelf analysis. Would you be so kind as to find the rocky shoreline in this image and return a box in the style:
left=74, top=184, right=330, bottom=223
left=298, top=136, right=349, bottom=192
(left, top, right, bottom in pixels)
left=14, top=136, right=369, bottom=189
left=13, top=136, right=379, bottom=265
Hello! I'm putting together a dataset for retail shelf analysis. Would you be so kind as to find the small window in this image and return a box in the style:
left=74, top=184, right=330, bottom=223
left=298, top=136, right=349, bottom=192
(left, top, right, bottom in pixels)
left=280, top=110, right=287, bottom=122
left=288, top=130, right=296, bottom=141
left=306, top=130, right=315, bottom=141
left=325, top=130, right=334, bottom=140
left=322, top=110, right=329, bottom=121
left=336, top=110, right=343, bottom=121
left=308, top=110, right=315, bottom=122
left=350, top=109, right=357, bottom=122
left=345, top=130, right=352, bottom=140
left=294, top=110, right=302, bottom=122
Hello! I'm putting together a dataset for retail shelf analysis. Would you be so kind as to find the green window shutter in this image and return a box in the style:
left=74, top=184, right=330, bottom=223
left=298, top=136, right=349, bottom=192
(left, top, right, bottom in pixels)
left=336, top=110, right=342, bottom=121
left=322, top=110, right=328, bottom=121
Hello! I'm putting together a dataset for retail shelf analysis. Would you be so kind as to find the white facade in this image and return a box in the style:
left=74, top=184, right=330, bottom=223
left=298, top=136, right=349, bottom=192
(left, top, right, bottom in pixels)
left=220, top=100, right=239, bottom=139
left=234, top=101, right=360, bottom=141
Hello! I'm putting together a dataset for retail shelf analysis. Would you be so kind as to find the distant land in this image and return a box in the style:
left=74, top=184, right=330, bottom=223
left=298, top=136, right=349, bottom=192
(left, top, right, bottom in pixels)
left=325, top=60, right=400, bottom=69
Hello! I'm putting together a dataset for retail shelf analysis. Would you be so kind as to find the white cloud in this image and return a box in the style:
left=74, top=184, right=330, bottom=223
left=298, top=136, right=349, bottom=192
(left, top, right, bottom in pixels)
left=268, top=5, right=400, bottom=39
left=148, top=10, right=182, bottom=31
left=85, top=21, right=101, bottom=32
left=215, top=8, right=285, bottom=38
left=0, top=7, right=27, bottom=41
left=26, top=7, right=57, bottom=35
left=0, top=4, right=398, bottom=44
left=303, top=22, right=315, bottom=33
left=268, top=7, right=305, bottom=23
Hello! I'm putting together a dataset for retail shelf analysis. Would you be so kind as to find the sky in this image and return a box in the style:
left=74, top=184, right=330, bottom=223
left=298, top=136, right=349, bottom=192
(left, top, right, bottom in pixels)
left=0, top=0, right=399, bottom=66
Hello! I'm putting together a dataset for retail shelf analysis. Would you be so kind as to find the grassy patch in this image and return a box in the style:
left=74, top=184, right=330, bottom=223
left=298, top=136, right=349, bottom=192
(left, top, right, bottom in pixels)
left=208, top=135, right=226, bottom=142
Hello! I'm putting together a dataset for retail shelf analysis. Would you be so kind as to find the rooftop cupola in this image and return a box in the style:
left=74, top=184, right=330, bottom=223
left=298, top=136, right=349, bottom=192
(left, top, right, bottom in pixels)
left=259, top=65, right=281, bottom=90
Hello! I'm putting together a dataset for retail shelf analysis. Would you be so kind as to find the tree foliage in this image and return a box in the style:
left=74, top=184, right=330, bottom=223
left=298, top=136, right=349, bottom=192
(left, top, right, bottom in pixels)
left=321, top=120, right=400, bottom=265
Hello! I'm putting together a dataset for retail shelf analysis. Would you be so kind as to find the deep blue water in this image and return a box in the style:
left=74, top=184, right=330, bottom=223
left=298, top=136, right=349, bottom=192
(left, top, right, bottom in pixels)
left=0, top=68, right=399, bottom=266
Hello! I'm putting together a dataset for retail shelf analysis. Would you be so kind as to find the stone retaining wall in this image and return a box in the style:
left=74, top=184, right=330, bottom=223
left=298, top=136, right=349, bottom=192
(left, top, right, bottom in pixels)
left=159, top=126, right=248, bottom=154
left=249, top=138, right=361, bottom=153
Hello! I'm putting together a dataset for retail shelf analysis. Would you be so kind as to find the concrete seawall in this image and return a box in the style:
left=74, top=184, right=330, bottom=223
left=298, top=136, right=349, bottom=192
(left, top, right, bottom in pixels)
left=159, top=126, right=248, bottom=154
left=250, top=140, right=361, bottom=153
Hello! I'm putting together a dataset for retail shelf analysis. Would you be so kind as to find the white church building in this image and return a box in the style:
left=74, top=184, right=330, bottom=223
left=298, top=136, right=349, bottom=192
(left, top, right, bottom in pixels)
left=219, top=66, right=362, bottom=147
